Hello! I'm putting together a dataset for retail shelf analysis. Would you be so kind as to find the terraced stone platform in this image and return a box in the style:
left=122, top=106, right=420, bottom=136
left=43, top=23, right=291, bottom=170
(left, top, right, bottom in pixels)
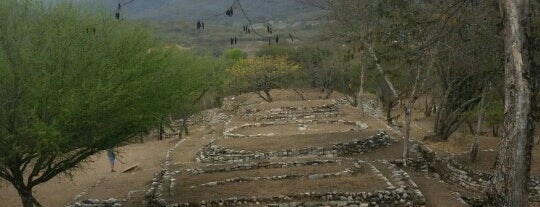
left=142, top=96, right=432, bottom=207
left=61, top=90, right=539, bottom=207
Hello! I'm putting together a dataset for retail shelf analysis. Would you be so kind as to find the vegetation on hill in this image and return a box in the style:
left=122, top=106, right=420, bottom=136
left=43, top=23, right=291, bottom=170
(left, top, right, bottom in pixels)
left=48, top=0, right=324, bottom=53
left=1, top=0, right=539, bottom=206
left=0, top=1, right=221, bottom=206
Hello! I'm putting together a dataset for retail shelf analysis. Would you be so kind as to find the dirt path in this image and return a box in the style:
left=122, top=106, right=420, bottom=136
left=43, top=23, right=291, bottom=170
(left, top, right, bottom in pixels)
left=407, top=171, right=468, bottom=207
left=0, top=139, right=176, bottom=207
left=169, top=126, right=216, bottom=168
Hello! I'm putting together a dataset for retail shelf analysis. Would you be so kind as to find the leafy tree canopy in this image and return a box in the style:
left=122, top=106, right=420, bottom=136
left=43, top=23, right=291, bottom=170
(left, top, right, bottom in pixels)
left=225, top=56, right=300, bottom=102
left=0, top=1, right=216, bottom=206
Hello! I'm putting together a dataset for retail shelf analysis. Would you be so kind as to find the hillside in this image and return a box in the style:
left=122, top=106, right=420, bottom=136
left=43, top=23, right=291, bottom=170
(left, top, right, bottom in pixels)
left=3, top=89, right=540, bottom=206
left=47, top=0, right=324, bottom=53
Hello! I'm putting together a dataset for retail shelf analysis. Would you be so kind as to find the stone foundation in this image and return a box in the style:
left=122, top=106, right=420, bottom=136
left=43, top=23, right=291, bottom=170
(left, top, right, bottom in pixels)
left=167, top=158, right=425, bottom=207
left=197, top=131, right=394, bottom=163
left=223, top=119, right=368, bottom=138
left=240, top=103, right=341, bottom=121
left=167, top=190, right=421, bottom=207
left=187, top=160, right=342, bottom=175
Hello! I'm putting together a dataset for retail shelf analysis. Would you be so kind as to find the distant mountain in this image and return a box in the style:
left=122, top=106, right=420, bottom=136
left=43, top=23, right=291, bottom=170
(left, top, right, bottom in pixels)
left=44, top=0, right=324, bottom=53
left=60, top=0, right=321, bottom=23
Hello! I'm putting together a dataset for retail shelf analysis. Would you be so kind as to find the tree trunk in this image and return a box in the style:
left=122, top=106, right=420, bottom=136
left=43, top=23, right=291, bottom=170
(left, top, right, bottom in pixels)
left=255, top=90, right=272, bottom=102
left=385, top=101, right=393, bottom=125
left=158, top=118, right=164, bottom=141
left=492, top=0, right=535, bottom=206
left=16, top=186, right=41, bottom=207
left=324, top=88, right=333, bottom=99
left=402, top=67, right=423, bottom=167
left=264, top=90, right=273, bottom=102
left=470, top=87, right=488, bottom=162
left=403, top=106, right=412, bottom=167
left=367, top=44, right=397, bottom=98
left=357, top=56, right=365, bottom=116
left=182, top=119, right=189, bottom=135
left=434, top=89, right=449, bottom=136
left=467, top=121, right=476, bottom=135
left=292, top=88, right=306, bottom=101
left=493, top=125, right=499, bottom=137
left=424, top=95, right=432, bottom=117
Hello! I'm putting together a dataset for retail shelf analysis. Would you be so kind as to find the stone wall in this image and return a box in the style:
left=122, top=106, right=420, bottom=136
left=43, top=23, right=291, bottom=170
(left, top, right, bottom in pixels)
left=240, top=103, right=341, bottom=121
left=67, top=198, right=124, bottom=207
left=223, top=119, right=368, bottom=138
left=411, top=144, right=492, bottom=193
left=408, top=142, right=540, bottom=204
left=187, top=160, right=341, bottom=175
left=167, top=190, right=420, bottom=207
left=195, top=169, right=357, bottom=188
left=197, top=131, right=394, bottom=163
left=167, top=159, right=426, bottom=207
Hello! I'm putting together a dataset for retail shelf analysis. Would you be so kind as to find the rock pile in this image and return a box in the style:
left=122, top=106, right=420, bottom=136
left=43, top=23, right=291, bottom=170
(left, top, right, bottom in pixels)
left=333, top=131, right=394, bottom=155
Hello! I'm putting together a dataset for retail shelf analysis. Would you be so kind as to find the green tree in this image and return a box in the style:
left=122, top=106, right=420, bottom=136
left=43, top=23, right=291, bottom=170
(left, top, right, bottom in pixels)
left=222, top=48, right=247, bottom=63
left=289, top=46, right=331, bottom=88
left=164, top=50, right=225, bottom=137
left=226, top=56, right=300, bottom=102
left=0, top=2, right=204, bottom=206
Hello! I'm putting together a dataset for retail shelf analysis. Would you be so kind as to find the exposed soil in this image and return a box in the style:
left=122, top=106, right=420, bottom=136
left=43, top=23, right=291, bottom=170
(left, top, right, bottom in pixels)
left=2, top=89, right=539, bottom=207
left=178, top=162, right=351, bottom=183
left=217, top=130, right=380, bottom=152
left=250, top=99, right=335, bottom=110
left=0, top=138, right=176, bottom=207
left=407, top=171, right=470, bottom=207
left=171, top=172, right=384, bottom=203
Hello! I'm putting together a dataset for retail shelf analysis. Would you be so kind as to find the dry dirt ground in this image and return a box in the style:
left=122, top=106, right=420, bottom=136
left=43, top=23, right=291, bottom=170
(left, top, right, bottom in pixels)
left=1, top=88, right=540, bottom=207
left=162, top=89, right=471, bottom=207
left=0, top=138, right=177, bottom=207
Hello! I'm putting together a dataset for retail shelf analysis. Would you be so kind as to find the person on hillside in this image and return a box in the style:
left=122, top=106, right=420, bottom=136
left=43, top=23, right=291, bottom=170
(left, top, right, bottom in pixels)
left=107, top=149, right=116, bottom=172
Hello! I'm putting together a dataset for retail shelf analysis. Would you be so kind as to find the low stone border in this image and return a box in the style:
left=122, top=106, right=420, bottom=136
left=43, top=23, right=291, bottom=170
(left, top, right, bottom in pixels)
left=193, top=161, right=363, bottom=188
left=194, top=169, right=355, bottom=188
left=187, top=159, right=342, bottom=175
left=377, top=160, right=426, bottom=205
left=67, top=198, right=124, bottom=207
left=403, top=142, right=540, bottom=204
left=408, top=143, right=492, bottom=193
left=223, top=119, right=368, bottom=138
left=198, top=131, right=393, bottom=163
left=249, top=111, right=342, bottom=122
left=167, top=190, right=422, bottom=207
left=369, top=162, right=396, bottom=190
left=173, top=158, right=425, bottom=207
left=241, top=103, right=341, bottom=121
left=144, top=138, right=186, bottom=207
